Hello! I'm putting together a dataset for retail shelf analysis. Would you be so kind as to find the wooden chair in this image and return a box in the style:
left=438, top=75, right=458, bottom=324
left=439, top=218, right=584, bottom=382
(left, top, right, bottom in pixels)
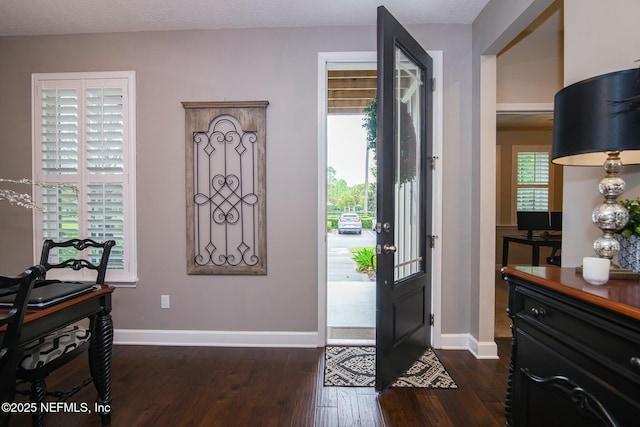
left=0, top=265, right=45, bottom=427
left=16, top=238, right=115, bottom=427
left=38, top=238, right=115, bottom=285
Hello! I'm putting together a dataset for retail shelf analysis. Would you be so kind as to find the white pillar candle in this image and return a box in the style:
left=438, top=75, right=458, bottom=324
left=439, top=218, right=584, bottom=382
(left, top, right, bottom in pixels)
left=582, top=257, right=610, bottom=285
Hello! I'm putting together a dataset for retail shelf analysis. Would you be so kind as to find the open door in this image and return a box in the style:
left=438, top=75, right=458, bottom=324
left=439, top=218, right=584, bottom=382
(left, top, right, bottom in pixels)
left=375, top=6, right=434, bottom=392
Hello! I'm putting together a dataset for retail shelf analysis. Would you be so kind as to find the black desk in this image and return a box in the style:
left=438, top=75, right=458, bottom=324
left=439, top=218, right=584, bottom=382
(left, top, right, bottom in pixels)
left=0, top=285, right=114, bottom=425
left=502, top=234, right=562, bottom=267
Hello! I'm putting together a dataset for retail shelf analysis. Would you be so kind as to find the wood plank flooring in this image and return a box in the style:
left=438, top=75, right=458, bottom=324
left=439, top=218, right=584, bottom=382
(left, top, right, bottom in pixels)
left=8, top=339, right=511, bottom=426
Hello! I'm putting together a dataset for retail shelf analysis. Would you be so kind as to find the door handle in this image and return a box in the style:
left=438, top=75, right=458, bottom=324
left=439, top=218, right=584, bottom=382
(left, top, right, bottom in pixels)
left=383, top=244, right=397, bottom=254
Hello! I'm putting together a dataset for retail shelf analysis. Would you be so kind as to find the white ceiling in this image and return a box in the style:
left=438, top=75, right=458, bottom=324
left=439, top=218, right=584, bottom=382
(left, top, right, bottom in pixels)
left=0, top=0, right=490, bottom=36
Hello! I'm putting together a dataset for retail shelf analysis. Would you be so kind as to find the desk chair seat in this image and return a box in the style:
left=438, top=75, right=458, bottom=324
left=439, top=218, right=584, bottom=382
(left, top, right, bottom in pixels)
left=20, top=324, right=91, bottom=370
left=15, top=238, right=114, bottom=427
left=0, top=265, right=44, bottom=427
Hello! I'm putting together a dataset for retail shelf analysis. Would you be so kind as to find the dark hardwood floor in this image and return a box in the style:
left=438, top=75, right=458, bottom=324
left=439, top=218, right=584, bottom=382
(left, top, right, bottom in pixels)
left=9, top=339, right=511, bottom=426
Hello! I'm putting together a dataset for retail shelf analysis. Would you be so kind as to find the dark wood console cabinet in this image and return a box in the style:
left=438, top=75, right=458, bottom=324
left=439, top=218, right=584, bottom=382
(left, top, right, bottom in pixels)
left=502, top=266, right=640, bottom=427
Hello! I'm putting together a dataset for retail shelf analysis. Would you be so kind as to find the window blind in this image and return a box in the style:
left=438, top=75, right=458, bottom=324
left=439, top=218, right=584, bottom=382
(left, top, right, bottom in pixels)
left=516, top=151, right=549, bottom=212
left=517, top=152, right=549, bottom=185
left=33, top=72, right=136, bottom=282
left=41, top=87, right=79, bottom=174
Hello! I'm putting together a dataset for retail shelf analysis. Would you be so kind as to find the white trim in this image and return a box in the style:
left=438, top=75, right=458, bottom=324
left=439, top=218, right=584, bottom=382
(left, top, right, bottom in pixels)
left=317, top=51, right=444, bottom=349
left=430, top=50, right=444, bottom=350
left=114, top=329, right=319, bottom=348
left=107, top=281, right=139, bottom=288
left=124, top=71, right=138, bottom=284
left=328, top=339, right=376, bottom=346
left=511, top=145, right=554, bottom=223
left=31, top=71, right=138, bottom=284
left=113, top=329, right=499, bottom=359
left=439, top=333, right=499, bottom=359
left=479, top=55, right=498, bottom=350
left=317, top=51, right=376, bottom=347
left=468, top=335, right=499, bottom=359
left=439, top=333, right=471, bottom=349
left=31, top=71, right=136, bottom=81
left=496, top=102, right=554, bottom=114
left=496, top=144, right=501, bottom=226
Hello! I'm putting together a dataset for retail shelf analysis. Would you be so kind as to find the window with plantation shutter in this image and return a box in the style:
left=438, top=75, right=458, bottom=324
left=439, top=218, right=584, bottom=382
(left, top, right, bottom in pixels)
left=32, top=72, right=137, bottom=283
left=512, top=146, right=553, bottom=223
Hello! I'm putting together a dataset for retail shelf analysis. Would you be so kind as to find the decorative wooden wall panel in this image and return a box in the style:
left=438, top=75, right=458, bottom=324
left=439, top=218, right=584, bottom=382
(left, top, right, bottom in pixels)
left=183, top=101, right=268, bottom=275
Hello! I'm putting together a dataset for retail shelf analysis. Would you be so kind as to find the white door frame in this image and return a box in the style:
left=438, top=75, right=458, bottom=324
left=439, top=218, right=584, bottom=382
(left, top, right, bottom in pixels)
left=317, top=51, right=443, bottom=347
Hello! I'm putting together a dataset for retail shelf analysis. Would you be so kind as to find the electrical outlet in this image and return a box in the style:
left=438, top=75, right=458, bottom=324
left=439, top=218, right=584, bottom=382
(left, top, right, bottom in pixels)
left=161, top=294, right=170, bottom=309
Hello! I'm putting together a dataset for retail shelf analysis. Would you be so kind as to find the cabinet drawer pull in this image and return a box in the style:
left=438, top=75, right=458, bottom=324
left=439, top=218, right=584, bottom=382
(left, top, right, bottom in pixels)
left=530, top=307, right=546, bottom=318
left=631, top=357, right=640, bottom=371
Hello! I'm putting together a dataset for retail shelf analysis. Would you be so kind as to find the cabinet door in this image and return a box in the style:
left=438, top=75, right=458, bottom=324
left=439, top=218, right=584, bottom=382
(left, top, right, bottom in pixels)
left=513, top=327, right=637, bottom=427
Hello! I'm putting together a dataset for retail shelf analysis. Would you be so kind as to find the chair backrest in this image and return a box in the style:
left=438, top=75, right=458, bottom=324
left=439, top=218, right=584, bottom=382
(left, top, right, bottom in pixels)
left=0, top=265, right=45, bottom=409
left=39, top=239, right=116, bottom=284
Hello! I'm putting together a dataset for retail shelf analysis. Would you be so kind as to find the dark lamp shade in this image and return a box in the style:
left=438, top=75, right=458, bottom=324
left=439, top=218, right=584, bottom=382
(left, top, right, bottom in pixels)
left=552, top=68, right=640, bottom=166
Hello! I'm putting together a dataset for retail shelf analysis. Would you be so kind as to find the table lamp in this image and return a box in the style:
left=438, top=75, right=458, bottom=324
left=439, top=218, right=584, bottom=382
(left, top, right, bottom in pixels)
left=552, top=68, right=640, bottom=261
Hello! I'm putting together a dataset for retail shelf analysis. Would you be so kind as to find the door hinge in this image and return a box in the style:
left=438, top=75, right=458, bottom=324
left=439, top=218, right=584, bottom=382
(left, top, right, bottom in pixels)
left=430, top=156, right=439, bottom=171
left=429, top=235, right=438, bottom=249
left=430, top=314, right=435, bottom=326
left=431, top=77, right=436, bottom=92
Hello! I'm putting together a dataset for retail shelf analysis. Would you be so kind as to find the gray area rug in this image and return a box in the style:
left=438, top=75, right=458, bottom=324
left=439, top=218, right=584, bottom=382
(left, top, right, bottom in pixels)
left=324, top=346, right=458, bottom=388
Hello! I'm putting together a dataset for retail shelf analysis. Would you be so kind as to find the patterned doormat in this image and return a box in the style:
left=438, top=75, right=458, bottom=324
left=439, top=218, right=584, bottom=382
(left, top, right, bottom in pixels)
left=323, top=346, right=458, bottom=388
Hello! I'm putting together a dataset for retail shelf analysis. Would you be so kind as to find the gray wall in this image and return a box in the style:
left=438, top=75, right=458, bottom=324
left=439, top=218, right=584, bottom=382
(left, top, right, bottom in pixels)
left=561, top=0, right=640, bottom=267
left=470, top=0, right=555, bottom=344
left=0, top=24, right=472, bottom=335
left=497, top=1, right=562, bottom=104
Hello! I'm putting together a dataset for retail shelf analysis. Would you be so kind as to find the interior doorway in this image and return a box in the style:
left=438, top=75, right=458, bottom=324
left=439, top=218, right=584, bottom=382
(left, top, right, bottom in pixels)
left=494, top=109, right=559, bottom=339
left=324, top=60, right=377, bottom=345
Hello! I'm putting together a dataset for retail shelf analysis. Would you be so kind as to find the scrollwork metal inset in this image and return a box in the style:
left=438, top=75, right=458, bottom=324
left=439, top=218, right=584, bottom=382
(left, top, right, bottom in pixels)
left=193, top=115, right=260, bottom=269
left=520, top=368, right=619, bottom=426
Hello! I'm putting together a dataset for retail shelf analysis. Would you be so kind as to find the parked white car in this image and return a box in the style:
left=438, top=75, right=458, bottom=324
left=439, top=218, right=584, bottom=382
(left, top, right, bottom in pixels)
left=337, top=213, right=362, bottom=234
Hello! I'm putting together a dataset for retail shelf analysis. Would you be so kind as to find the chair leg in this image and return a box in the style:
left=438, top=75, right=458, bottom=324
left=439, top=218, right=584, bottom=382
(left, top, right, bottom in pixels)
left=89, top=312, right=113, bottom=425
left=0, top=410, right=11, bottom=427
left=30, top=379, right=46, bottom=427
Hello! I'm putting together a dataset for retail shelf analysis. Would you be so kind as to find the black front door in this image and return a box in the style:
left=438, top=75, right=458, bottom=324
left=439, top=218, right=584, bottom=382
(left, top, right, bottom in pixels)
left=375, top=6, right=434, bottom=392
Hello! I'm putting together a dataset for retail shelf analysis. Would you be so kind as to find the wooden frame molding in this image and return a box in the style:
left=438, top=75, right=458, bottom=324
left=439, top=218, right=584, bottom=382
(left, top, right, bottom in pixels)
left=183, top=101, right=268, bottom=275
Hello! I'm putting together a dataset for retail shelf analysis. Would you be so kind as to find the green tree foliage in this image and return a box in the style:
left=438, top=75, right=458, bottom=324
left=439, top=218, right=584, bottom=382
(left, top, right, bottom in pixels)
left=350, top=183, right=366, bottom=203
left=362, top=96, right=418, bottom=185
left=362, top=98, right=378, bottom=181
left=327, top=167, right=377, bottom=214
left=337, top=192, right=357, bottom=209
left=362, top=97, right=377, bottom=154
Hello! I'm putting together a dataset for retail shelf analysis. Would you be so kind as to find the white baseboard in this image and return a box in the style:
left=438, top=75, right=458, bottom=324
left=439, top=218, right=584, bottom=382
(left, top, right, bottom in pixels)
left=439, top=333, right=499, bottom=359
left=114, top=329, right=319, bottom=348
left=114, top=329, right=499, bottom=358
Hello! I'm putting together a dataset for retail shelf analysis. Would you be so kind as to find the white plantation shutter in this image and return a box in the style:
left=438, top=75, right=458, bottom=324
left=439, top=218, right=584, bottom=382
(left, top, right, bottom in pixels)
left=88, top=182, right=125, bottom=270
left=42, top=187, right=79, bottom=240
left=516, top=188, right=549, bottom=211
left=41, top=87, right=79, bottom=174
left=86, top=87, right=125, bottom=174
left=33, top=72, right=136, bottom=283
left=515, top=151, right=549, bottom=212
